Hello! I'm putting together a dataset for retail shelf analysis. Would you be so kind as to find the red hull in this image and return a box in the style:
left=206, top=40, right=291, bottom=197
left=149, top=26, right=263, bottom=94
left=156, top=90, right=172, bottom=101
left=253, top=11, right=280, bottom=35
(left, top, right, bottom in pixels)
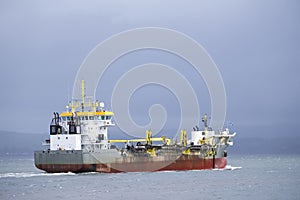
left=36, top=157, right=227, bottom=173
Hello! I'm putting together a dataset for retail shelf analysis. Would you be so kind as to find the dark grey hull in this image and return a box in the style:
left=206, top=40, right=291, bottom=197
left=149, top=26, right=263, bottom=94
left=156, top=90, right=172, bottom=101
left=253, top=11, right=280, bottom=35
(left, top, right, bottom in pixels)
left=34, top=149, right=227, bottom=173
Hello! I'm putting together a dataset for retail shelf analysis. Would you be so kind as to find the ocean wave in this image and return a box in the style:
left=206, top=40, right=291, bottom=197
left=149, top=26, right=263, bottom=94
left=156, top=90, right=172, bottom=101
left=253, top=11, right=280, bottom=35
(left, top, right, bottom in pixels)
left=213, top=165, right=242, bottom=171
left=80, top=172, right=99, bottom=175
left=0, top=172, right=76, bottom=178
left=225, top=165, right=242, bottom=170
left=155, top=170, right=178, bottom=174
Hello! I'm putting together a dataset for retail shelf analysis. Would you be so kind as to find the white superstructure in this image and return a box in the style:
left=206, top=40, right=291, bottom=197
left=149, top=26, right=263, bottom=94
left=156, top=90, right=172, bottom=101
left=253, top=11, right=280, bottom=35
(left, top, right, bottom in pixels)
left=45, top=80, right=115, bottom=152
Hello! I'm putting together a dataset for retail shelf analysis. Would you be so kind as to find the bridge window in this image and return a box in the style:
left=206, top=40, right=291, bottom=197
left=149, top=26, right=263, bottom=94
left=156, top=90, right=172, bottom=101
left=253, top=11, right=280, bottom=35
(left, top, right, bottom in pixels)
left=98, top=134, right=104, bottom=140
left=89, top=116, right=94, bottom=120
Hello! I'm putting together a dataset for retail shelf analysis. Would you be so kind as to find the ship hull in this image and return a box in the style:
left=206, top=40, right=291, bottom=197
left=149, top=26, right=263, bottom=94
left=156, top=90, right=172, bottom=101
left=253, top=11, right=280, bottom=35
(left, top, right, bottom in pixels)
left=34, top=150, right=227, bottom=173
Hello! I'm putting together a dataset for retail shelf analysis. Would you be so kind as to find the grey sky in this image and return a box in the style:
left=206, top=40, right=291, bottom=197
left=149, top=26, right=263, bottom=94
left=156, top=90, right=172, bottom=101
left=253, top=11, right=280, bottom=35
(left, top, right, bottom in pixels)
left=0, top=0, right=299, bottom=140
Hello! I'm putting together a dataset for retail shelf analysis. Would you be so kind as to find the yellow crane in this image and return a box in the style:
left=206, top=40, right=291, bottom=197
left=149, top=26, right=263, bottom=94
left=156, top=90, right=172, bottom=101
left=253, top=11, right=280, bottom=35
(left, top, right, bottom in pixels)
left=109, top=130, right=171, bottom=145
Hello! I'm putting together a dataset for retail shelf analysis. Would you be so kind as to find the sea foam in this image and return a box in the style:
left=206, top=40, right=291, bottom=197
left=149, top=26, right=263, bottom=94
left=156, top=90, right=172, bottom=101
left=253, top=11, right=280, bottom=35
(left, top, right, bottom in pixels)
left=0, top=172, right=76, bottom=178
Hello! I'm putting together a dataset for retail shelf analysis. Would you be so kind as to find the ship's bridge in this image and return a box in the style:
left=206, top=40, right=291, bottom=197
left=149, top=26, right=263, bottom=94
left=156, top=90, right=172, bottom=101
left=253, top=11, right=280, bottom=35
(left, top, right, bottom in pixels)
left=47, top=80, right=115, bottom=151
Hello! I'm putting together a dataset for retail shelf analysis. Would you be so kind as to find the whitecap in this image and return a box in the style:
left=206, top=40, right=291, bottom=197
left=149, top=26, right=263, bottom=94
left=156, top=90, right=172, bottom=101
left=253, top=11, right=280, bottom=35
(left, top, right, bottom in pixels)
left=213, top=165, right=242, bottom=171
left=224, top=165, right=242, bottom=170
left=0, top=171, right=76, bottom=178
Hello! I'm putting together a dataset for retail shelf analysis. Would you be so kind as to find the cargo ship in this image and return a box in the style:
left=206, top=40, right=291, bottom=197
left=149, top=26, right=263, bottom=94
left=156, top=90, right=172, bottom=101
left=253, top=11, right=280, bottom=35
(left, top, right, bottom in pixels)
left=34, top=80, right=236, bottom=173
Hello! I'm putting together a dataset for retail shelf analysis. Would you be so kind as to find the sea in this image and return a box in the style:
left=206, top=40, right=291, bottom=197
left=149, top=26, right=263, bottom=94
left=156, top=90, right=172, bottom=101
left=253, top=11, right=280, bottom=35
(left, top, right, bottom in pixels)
left=0, top=153, right=299, bottom=200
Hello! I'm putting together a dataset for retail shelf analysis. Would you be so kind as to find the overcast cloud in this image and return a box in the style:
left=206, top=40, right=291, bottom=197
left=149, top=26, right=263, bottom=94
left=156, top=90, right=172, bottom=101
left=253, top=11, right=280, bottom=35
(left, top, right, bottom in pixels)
left=0, top=0, right=299, bottom=141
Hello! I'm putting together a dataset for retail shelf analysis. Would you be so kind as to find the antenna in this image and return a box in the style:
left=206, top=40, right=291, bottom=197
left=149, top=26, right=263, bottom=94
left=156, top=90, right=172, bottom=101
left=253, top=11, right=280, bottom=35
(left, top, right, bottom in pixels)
left=67, top=80, right=70, bottom=105
left=81, top=80, right=85, bottom=111
left=202, top=114, right=208, bottom=130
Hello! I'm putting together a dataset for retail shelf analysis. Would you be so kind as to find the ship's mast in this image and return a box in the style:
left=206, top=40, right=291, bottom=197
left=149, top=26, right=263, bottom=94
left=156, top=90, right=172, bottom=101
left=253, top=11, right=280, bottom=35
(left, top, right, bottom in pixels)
left=67, top=80, right=100, bottom=112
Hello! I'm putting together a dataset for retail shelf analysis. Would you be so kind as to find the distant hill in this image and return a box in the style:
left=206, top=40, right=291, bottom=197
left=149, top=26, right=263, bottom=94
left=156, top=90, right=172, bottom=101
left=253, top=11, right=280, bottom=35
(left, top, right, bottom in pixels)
left=0, top=130, right=48, bottom=154
left=228, top=135, right=300, bottom=155
left=0, top=130, right=299, bottom=155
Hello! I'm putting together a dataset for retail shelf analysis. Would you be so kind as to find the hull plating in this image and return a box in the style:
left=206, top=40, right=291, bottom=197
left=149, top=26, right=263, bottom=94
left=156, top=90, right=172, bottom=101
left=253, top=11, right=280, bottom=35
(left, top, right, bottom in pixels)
left=35, top=156, right=227, bottom=173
